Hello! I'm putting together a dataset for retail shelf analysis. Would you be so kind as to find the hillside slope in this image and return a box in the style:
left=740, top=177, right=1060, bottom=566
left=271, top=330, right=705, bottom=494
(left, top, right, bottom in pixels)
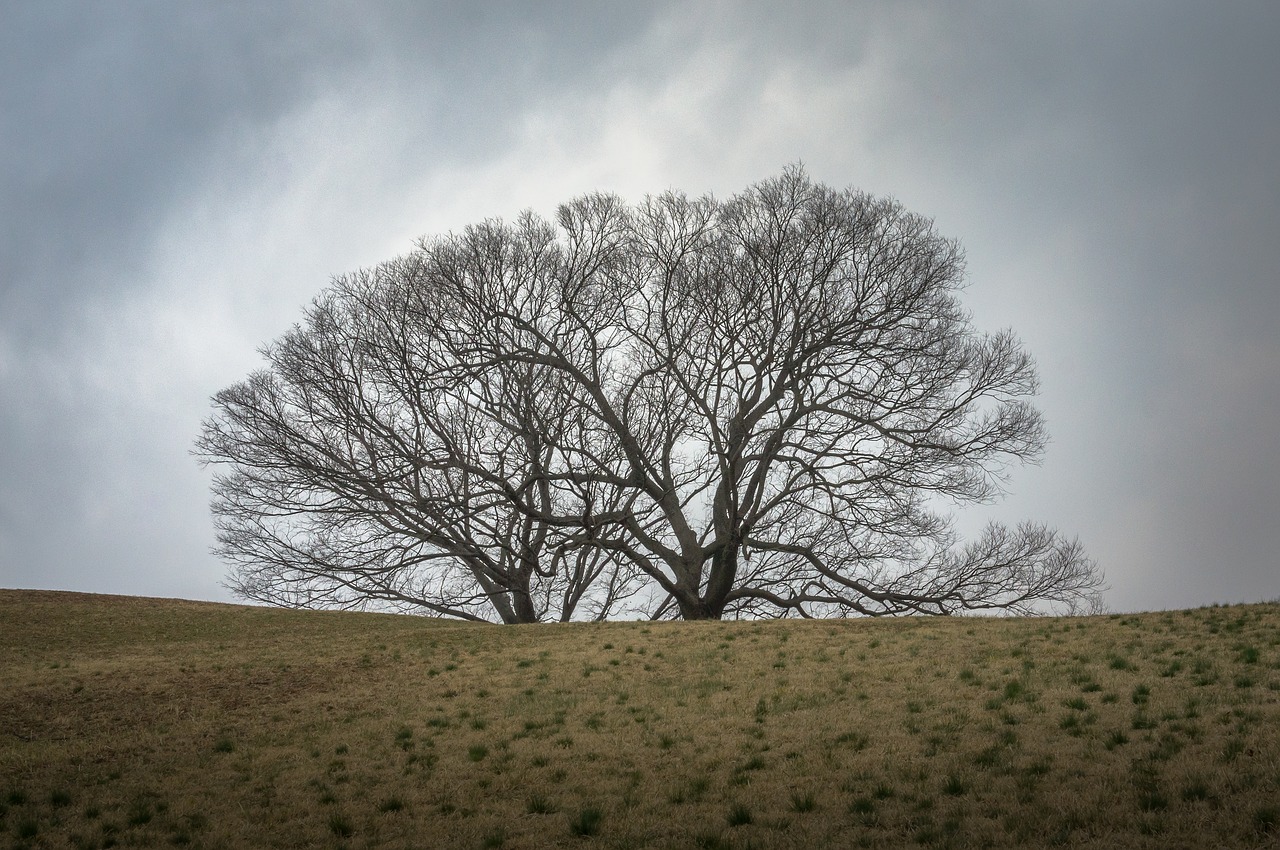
left=2, top=590, right=1278, bottom=848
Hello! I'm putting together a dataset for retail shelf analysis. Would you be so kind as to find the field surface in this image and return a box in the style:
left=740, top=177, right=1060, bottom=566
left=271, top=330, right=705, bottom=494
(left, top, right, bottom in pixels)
left=1, top=590, right=1278, bottom=849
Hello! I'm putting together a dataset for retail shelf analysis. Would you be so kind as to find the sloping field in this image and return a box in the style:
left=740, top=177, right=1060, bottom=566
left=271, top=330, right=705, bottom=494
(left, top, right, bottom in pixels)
left=1, top=590, right=1278, bottom=848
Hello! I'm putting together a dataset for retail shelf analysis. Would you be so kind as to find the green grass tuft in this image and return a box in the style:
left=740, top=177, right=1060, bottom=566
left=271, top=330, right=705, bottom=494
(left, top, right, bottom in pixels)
left=569, top=805, right=603, bottom=837
left=727, top=802, right=753, bottom=826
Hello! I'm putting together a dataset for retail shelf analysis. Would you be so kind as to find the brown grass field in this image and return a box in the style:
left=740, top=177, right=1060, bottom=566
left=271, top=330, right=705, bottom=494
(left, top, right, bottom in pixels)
left=1, top=589, right=1278, bottom=849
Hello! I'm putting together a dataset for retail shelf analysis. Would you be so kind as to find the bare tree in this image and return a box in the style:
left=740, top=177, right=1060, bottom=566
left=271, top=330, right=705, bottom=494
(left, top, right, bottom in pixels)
left=198, top=167, right=1102, bottom=621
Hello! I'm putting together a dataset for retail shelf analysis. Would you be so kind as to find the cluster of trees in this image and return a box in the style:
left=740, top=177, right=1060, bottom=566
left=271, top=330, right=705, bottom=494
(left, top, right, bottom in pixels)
left=197, top=168, right=1102, bottom=622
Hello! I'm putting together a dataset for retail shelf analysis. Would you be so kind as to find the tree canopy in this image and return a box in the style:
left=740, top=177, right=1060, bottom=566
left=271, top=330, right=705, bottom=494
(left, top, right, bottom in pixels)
left=197, top=167, right=1103, bottom=621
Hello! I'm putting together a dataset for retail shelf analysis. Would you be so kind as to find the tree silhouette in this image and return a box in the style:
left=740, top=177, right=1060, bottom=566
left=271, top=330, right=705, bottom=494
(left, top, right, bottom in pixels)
left=198, top=167, right=1102, bottom=621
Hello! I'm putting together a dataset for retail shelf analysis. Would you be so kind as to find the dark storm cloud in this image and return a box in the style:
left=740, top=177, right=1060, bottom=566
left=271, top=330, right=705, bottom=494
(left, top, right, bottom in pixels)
left=2, top=4, right=345, bottom=337
left=0, top=1, right=662, bottom=341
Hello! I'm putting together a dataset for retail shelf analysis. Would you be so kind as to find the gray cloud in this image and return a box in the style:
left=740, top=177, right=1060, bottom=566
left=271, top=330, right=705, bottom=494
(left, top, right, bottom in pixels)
left=2, top=2, right=1276, bottom=611
left=3, top=5, right=343, bottom=335
left=0, top=3, right=668, bottom=339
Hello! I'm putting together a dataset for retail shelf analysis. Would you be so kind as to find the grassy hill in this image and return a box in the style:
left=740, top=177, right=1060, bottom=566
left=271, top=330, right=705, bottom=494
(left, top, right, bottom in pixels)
left=1, top=590, right=1277, bottom=849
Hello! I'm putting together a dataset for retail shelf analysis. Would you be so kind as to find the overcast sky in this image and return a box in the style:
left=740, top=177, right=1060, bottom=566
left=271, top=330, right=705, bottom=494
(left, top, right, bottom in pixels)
left=2, top=1, right=1277, bottom=614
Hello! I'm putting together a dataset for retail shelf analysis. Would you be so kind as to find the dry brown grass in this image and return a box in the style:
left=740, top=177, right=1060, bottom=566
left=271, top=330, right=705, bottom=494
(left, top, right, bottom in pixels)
left=1, top=589, right=1278, bottom=848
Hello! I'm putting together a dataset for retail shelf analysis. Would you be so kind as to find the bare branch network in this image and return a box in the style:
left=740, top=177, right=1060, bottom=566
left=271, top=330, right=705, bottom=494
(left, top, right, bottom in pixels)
left=196, top=167, right=1103, bottom=623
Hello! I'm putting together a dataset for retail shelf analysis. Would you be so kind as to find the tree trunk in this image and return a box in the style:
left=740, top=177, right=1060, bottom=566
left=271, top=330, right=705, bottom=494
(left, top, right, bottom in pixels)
left=675, top=595, right=720, bottom=620
left=703, top=543, right=739, bottom=619
left=511, top=584, right=539, bottom=624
